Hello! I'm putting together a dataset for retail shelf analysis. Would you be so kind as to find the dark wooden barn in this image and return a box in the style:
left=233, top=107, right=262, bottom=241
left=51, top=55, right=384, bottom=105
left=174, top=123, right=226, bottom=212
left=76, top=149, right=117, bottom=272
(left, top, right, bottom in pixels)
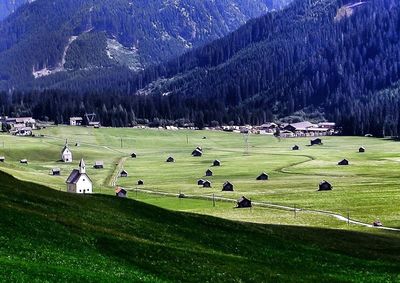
left=222, top=181, right=234, bottom=191
left=359, top=147, right=365, bottom=153
left=292, top=145, right=300, bottom=151
left=192, top=149, right=203, bottom=157
left=115, top=188, right=127, bottom=198
left=205, top=169, right=213, bottom=177
left=256, top=172, right=269, bottom=181
left=166, top=156, right=175, bottom=163
left=94, top=161, right=104, bottom=169
left=318, top=181, right=332, bottom=191
left=237, top=196, right=252, bottom=208
left=20, top=159, right=28, bottom=164
left=213, top=160, right=221, bottom=166
left=338, top=159, right=349, bottom=166
left=203, top=180, right=212, bottom=188
left=310, top=138, right=323, bottom=146
left=120, top=170, right=128, bottom=178
left=52, top=168, right=61, bottom=176
left=131, top=152, right=137, bottom=158
left=197, top=179, right=205, bottom=186
left=137, top=179, right=144, bottom=185
left=0, top=156, right=4, bottom=162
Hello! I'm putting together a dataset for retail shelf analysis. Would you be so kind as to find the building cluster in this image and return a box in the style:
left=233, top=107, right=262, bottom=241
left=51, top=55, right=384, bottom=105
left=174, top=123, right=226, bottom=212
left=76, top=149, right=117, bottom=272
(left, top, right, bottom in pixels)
left=238, top=121, right=337, bottom=137
left=69, top=116, right=101, bottom=128
left=0, top=116, right=36, bottom=136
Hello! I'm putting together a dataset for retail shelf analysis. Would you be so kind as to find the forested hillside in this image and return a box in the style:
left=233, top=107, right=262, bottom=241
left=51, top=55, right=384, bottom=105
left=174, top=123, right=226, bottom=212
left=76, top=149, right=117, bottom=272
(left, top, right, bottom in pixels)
left=0, top=0, right=289, bottom=89
left=1, top=0, right=400, bottom=136
left=0, top=0, right=29, bottom=20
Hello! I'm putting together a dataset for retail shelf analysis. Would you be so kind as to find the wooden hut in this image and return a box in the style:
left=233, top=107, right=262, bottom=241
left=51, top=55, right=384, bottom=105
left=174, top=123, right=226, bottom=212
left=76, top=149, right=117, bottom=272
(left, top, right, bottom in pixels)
left=318, top=180, right=332, bottom=191
left=213, top=160, right=221, bottom=166
left=256, top=172, right=269, bottom=181
left=120, top=170, right=128, bottom=178
left=359, top=147, right=365, bottom=153
left=192, top=149, right=203, bottom=157
left=338, top=159, right=349, bottom=166
left=115, top=188, right=127, bottom=198
left=51, top=168, right=61, bottom=176
left=197, top=179, right=205, bottom=186
left=166, top=156, right=175, bottom=163
left=137, top=179, right=144, bottom=185
left=205, top=169, right=213, bottom=177
left=20, top=159, right=28, bottom=164
left=131, top=152, right=137, bottom=158
left=0, top=156, right=4, bottom=162
left=222, top=181, right=234, bottom=191
left=94, top=161, right=104, bottom=169
left=310, top=138, right=323, bottom=146
left=203, top=180, right=212, bottom=188
left=237, top=196, right=252, bottom=208
left=292, top=145, right=300, bottom=151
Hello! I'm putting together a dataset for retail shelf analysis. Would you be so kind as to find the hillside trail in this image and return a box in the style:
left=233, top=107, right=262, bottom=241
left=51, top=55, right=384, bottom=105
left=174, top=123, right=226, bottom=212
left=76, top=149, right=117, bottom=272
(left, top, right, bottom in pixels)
left=123, top=187, right=400, bottom=232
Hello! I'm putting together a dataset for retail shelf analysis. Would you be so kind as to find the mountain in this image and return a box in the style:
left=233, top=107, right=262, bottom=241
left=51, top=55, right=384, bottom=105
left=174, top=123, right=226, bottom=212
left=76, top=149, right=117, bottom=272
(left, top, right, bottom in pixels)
left=2, top=0, right=400, bottom=136
left=1, top=171, right=399, bottom=281
left=0, top=0, right=290, bottom=89
left=0, top=0, right=29, bottom=20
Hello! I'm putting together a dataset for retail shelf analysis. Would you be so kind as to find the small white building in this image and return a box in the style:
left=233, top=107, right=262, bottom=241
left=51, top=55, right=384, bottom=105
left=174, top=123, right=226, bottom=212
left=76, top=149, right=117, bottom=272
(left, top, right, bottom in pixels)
left=61, top=141, right=72, bottom=162
left=66, top=159, right=93, bottom=194
left=70, top=117, right=83, bottom=126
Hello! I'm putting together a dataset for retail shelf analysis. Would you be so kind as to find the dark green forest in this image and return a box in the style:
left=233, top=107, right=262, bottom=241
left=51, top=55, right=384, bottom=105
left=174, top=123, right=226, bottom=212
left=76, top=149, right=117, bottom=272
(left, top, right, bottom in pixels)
left=1, top=0, right=400, bottom=136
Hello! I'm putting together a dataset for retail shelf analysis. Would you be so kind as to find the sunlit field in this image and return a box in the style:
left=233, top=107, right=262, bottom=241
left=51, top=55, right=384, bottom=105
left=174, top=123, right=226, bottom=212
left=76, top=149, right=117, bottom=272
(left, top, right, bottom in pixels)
left=1, top=126, right=399, bottom=230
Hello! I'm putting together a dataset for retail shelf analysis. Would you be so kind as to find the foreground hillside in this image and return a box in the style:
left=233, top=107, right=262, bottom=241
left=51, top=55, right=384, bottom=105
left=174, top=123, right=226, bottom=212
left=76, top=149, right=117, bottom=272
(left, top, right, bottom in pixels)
left=0, top=170, right=400, bottom=282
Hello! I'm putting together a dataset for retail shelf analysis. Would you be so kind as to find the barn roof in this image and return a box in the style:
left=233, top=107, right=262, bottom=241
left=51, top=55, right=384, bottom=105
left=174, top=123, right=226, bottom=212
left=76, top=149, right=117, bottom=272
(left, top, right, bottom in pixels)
left=66, top=170, right=92, bottom=184
left=95, top=161, right=104, bottom=166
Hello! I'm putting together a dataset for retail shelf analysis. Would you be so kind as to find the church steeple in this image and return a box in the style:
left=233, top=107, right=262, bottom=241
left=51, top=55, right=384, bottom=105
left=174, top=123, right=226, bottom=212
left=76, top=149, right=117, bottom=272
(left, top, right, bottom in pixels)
left=79, top=158, right=86, bottom=174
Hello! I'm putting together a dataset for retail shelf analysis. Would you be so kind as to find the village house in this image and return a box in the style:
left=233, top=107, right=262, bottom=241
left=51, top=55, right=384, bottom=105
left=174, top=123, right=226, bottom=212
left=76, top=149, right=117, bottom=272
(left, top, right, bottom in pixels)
left=115, top=187, right=127, bottom=198
left=257, top=123, right=278, bottom=135
left=222, top=181, right=234, bottom=191
left=61, top=141, right=73, bottom=163
left=66, top=159, right=93, bottom=194
left=69, top=117, right=83, bottom=126
left=237, top=196, right=252, bottom=208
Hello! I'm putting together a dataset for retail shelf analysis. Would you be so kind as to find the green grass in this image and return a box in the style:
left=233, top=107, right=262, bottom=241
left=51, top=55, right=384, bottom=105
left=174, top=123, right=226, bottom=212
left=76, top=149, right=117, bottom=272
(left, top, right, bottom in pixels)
left=1, top=171, right=400, bottom=282
left=1, top=126, right=400, bottom=230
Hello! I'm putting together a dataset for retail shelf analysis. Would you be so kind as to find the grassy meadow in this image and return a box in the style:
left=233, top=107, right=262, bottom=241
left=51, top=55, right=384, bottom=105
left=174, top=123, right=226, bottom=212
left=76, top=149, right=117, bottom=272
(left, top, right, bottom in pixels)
left=0, top=171, right=399, bottom=282
left=0, top=126, right=400, bottom=230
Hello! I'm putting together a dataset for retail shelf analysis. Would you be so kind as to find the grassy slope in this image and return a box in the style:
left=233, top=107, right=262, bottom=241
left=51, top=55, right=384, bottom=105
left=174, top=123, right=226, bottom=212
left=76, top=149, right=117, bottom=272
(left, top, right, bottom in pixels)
left=0, top=171, right=400, bottom=282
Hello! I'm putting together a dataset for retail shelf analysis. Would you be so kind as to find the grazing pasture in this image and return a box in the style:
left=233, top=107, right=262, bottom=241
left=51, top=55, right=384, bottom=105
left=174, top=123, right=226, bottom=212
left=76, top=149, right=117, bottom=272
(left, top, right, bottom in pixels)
left=0, top=126, right=399, bottom=230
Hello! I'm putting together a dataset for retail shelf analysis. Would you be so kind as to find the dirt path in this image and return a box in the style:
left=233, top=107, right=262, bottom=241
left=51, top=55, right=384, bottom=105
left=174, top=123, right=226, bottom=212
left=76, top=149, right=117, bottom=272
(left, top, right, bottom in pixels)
left=125, top=187, right=400, bottom=232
